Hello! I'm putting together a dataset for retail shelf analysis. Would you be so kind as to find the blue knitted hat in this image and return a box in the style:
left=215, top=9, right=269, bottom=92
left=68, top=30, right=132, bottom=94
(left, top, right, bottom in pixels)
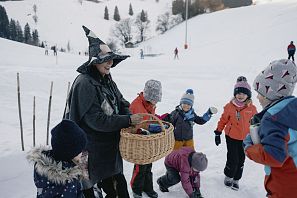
left=51, top=119, right=87, bottom=161
left=180, top=89, right=194, bottom=106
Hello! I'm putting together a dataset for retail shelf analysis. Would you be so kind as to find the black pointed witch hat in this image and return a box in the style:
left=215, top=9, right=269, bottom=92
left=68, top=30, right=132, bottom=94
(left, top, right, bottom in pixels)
left=77, top=26, right=130, bottom=73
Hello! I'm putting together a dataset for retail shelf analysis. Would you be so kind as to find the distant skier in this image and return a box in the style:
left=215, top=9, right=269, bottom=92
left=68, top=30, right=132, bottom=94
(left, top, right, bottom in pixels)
left=140, top=49, right=144, bottom=59
left=174, top=47, right=179, bottom=60
left=44, top=43, right=49, bottom=55
left=287, top=41, right=296, bottom=62
left=53, top=45, right=57, bottom=56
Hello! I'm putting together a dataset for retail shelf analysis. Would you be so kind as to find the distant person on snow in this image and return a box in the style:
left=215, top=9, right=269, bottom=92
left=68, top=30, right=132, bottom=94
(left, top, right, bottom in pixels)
left=214, top=76, right=257, bottom=191
left=53, top=45, right=57, bottom=56
left=244, top=59, right=297, bottom=198
left=27, top=119, right=88, bottom=198
left=174, top=47, right=179, bottom=59
left=140, top=49, right=144, bottom=59
left=287, top=41, right=295, bottom=62
left=44, top=44, right=49, bottom=55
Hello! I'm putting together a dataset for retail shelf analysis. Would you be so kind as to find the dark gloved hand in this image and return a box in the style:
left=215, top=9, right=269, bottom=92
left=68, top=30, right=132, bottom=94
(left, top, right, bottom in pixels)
left=214, top=130, right=221, bottom=146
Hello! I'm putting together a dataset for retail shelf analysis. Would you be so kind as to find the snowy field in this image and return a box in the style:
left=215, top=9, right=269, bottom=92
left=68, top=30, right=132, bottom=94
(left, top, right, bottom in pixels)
left=1, top=0, right=297, bottom=197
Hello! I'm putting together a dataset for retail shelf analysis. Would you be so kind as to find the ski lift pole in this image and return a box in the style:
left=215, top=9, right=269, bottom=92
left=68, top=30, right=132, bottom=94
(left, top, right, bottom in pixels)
left=184, top=0, right=189, bottom=49
left=33, top=96, right=36, bottom=147
left=46, top=81, right=53, bottom=145
left=17, top=73, right=24, bottom=151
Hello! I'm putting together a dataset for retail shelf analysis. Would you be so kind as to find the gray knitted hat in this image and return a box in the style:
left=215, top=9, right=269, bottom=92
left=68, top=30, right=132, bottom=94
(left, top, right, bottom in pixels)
left=191, top=152, right=208, bottom=171
left=143, top=80, right=162, bottom=103
left=253, top=59, right=297, bottom=101
left=180, top=89, right=194, bottom=106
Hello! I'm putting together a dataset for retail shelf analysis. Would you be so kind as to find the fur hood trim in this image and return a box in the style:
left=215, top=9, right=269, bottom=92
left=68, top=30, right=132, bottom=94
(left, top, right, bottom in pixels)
left=26, top=146, right=83, bottom=185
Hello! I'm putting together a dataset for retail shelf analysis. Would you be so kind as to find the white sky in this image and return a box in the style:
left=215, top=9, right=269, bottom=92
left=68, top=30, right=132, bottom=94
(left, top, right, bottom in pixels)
left=0, top=0, right=297, bottom=197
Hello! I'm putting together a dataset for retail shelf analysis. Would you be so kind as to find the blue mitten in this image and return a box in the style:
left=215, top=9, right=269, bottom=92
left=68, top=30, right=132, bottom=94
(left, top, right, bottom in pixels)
left=148, top=123, right=162, bottom=133
left=243, top=134, right=253, bottom=150
left=202, top=111, right=211, bottom=122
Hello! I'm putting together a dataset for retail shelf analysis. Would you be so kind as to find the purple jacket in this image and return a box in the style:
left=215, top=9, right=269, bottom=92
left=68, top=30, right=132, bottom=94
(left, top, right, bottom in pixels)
left=165, top=147, right=200, bottom=196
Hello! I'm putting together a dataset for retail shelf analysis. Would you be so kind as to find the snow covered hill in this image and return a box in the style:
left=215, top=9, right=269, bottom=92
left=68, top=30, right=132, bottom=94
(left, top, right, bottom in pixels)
left=0, top=0, right=297, bottom=197
left=0, top=0, right=172, bottom=53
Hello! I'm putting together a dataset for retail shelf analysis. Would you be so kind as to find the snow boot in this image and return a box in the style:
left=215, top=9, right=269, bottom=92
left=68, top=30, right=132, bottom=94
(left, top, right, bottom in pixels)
left=144, top=190, right=158, bottom=198
left=231, top=180, right=239, bottom=191
left=132, top=191, right=142, bottom=198
left=224, top=176, right=233, bottom=188
left=157, top=178, right=169, bottom=192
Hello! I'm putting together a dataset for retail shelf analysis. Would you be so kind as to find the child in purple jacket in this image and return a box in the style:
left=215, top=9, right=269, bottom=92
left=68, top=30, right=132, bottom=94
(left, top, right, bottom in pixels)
left=157, top=147, right=208, bottom=198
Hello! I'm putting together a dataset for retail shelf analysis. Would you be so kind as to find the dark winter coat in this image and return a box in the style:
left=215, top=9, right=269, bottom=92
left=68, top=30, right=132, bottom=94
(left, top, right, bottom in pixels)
left=287, top=44, right=296, bottom=55
left=168, top=106, right=207, bottom=141
left=165, top=147, right=200, bottom=196
left=244, top=96, right=297, bottom=198
left=27, top=146, right=84, bottom=198
left=64, top=66, right=131, bottom=187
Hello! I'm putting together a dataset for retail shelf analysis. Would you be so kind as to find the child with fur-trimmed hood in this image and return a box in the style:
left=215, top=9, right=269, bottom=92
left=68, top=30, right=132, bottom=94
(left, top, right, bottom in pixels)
left=27, top=119, right=87, bottom=198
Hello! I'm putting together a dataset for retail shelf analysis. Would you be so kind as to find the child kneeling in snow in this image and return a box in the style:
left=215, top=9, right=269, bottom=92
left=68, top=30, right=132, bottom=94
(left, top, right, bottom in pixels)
left=164, top=89, right=217, bottom=150
left=157, top=147, right=208, bottom=198
left=27, top=119, right=87, bottom=198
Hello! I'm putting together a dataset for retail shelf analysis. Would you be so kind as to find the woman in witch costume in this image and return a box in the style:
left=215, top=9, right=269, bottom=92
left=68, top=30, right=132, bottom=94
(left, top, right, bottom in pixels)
left=64, top=26, right=143, bottom=198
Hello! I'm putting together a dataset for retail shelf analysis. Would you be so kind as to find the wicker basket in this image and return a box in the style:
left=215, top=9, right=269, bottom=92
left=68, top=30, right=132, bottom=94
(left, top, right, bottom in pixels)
left=120, top=113, right=174, bottom=165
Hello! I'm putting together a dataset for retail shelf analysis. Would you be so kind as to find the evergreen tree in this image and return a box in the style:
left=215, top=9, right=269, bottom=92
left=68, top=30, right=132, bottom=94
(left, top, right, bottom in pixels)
left=172, top=0, right=185, bottom=19
left=0, top=5, right=9, bottom=38
left=140, top=9, right=147, bottom=22
left=9, top=19, right=17, bottom=41
left=129, top=3, right=133, bottom=16
left=113, top=6, right=120, bottom=21
left=15, top=21, right=24, bottom=42
left=24, top=23, right=32, bottom=44
left=32, top=29, right=39, bottom=46
left=104, top=6, right=109, bottom=20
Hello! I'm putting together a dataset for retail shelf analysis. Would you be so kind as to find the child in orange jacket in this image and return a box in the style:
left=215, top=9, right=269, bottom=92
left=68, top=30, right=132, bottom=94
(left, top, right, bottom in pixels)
left=214, top=76, right=257, bottom=190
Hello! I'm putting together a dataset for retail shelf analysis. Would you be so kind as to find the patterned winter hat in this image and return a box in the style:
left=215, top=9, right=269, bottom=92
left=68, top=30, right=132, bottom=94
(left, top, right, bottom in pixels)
left=77, top=26, right=130, bottom=73
left=143, top=79, right=162, bottom=103
left=51, top=119, right=87, bottom=161
left=180, top=89, right=194, bottom=106
left=191, top=152, right=208, bottom=171
left=234, top=77, right=252, bottom=99
left=253, top=59, right=297, bottom=101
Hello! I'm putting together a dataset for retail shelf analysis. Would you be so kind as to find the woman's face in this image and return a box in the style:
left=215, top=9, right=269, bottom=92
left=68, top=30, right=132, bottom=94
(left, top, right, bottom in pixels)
left=257, top=93, right=271, bottom=108
left=235, top=93, right=248, bottom=102
left=95, top=59, right=113, bottom=76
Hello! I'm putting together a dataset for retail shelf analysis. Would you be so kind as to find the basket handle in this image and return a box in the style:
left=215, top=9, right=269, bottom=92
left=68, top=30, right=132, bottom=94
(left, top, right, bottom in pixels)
left=135, top=113, right=166, bottom=132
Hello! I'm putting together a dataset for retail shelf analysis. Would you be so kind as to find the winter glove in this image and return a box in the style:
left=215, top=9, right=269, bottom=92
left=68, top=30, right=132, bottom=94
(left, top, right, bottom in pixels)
left=214, top=130, right=221, bottom=146
left=202, top=107, right=218, bottom=122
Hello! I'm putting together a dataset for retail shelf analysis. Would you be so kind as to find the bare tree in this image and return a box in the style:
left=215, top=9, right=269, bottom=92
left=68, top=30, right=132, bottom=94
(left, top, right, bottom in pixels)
left=112, top=18, right=133, bottom=45
left=32, top=4, right=38, bottom=24
left=135, top=11, right=150, bottom=42
left=156, top=12, right=170, bottom=34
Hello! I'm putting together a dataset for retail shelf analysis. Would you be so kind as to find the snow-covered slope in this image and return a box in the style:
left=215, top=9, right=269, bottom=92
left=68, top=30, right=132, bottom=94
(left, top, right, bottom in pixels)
left=0, top=0, right=172, bottom=52
left=0, top=0, right=297, bottom=197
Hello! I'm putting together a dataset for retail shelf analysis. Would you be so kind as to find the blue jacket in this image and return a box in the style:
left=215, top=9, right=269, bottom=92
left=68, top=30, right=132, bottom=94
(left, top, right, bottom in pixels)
left=244, top=96, right=297, bottom=197
left=27, top=147, right=84, bottom=198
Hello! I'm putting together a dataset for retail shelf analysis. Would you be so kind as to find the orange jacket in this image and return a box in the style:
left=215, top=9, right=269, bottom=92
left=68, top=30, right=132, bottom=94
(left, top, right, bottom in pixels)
left=216, top=99, right=257, bottom=140
left=130, top=92, right=156, bottom=117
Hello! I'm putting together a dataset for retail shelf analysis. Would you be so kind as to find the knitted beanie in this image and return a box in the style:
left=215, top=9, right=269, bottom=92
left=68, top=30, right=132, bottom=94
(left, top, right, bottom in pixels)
left=234, top=80, right=252, bottom=99
left=143, top=79, right=162, bottom=103
left=51, top=119, right=87, bottom=161
left=191, top=152, right=208, bottom=171
left=253, top=59, right=297, bottom=101
left=180, top=89, right=194, bottom=106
